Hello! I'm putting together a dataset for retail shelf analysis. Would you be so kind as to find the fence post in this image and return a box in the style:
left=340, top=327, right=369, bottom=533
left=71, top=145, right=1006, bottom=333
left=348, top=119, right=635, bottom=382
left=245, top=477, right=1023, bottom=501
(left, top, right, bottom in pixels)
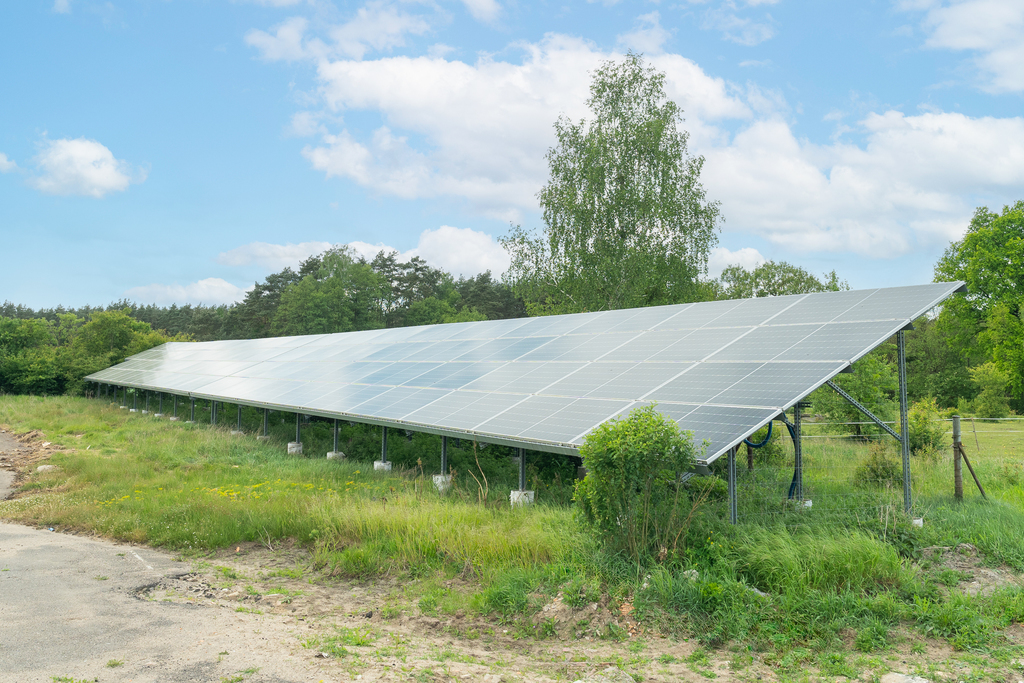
left=953, top=415, right=963, bottom=502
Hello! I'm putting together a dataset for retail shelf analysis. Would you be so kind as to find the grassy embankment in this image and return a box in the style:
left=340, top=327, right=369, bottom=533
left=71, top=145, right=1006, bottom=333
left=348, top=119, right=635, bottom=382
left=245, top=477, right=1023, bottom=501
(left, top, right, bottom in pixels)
left=2, top=395, right=1024, bottom=675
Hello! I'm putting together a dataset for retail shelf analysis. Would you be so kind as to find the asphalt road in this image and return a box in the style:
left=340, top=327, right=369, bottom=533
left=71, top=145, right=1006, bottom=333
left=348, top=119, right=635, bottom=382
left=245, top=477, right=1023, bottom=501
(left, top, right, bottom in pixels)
left=0, top=523, right=321, bottom=683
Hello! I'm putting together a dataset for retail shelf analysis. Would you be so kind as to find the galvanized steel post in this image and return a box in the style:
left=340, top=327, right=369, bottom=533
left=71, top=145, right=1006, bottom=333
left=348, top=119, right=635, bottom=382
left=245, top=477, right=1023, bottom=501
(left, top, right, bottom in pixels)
left=898, top=330, right=912, bottom=514
left=189, top=398, right=195, bottom=422
left=728, top=445, right=738, bottom=525
left=518, top=447, right=526, bottom=491
left=332, top=419, right=339, bottom=453
left=262, top=408, right=268, bottom=437
left=441, top=436, right=448, bottom=474
left=237, top=404, right=242, bottom=431
left=381, top=427, right=388, bottom=463
left=295, top=413, right=301, bottom=444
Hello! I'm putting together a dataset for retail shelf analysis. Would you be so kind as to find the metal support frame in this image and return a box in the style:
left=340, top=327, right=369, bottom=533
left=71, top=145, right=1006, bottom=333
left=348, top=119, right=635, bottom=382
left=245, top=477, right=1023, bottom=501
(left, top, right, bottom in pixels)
left=132, top=389, right=138, bottom=411
left=262, top=408, right=268, bottom=437
left=825, top=381, right=901, bottom=441
left=158, top=393, right=163, bottom=414
left=172, top=395, right=177, bottom=419
left=518, top=447, right=526, bottom=491
left=381, top=426, right=389, bottom=463
left=237, top=404, right=242, bottom=431
left=295, top=413, right=301, bottom=444
left=145, top=391, right=150, bottom=413
left=212, top=400, right=218, bottom=425
left=441, top=436, right=448, bottom=474
left=824, top=331, right=913, bottom=514
left=897, top=330, right=912, bottom=513
left=728, top=446, right=738, bottom=525
left=189, top=398, right=195, bottom=422
left=333, top=419, right=339, bottom=453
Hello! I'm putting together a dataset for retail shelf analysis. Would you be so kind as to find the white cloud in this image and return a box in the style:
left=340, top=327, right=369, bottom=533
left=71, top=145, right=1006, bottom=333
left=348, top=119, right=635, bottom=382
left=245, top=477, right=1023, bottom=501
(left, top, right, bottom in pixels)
left=700, top=2, right=777, bottom=46
left=246, top=17, right=310, bottom=62
left=52, top=0, right=71, bottom=13
left=241, top=0, right=305, bottom=6
left=301, top=34, right=748, bottom=217
left=907, top=0, right=1024, bottom=92
left=246, top=3, right=431, bottom=63
left=0, top=153, right=17, bottom=173
left=616, top=12, right=672, bottom=55
left=460, top=0, right=501, bottom=24
left=125, top=278, right=250, bottom=306
left=28, top=138, right=144, bottom=198
left=350, top=226, right=510, bottom=277
left=329, top=2, right=431, bottom=59
left=701, top=111, right=1024, bottom=255
left=217, top=241, right=333, bottom=268
left=708, top=246, right=766, bottom=277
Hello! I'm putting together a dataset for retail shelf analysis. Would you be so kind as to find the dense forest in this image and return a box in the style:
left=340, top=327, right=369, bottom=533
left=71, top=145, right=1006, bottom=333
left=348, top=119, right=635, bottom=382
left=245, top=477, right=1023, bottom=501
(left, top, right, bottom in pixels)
left=1, top=202, right=1022, bottom=423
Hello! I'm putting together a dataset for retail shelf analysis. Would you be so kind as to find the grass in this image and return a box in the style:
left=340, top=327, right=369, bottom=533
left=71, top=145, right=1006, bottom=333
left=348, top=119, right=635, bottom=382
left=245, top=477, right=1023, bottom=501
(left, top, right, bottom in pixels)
left=3, top=395, right=1024, bottom=674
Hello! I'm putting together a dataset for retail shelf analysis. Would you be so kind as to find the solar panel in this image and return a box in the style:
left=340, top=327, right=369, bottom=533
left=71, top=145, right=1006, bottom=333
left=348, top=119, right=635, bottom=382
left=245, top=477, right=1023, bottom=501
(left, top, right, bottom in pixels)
left=87, top=281, right=965, bottom=464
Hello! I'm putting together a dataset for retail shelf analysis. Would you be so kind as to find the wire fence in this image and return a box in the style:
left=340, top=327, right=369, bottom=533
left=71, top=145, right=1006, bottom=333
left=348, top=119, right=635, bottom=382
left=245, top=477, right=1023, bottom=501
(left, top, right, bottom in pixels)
left=723, top=417, right=1023, bottom=526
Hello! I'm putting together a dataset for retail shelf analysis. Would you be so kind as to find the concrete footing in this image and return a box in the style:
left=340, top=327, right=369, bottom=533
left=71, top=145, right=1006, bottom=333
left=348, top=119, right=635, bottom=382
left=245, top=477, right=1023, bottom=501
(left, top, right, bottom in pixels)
left=153, top=413, right=164, bottom=418
left=230, top=430, right=244, bottom=436
left=129, top=409, right=138, bottom=413
left=433, top=474, right=452, bottom=493
left=373, top=460, right=392, bottom=472
left=141, top=410, right=149, bottom=415
left=287, top=442, right=303, bottom=455
left=256, top=435, right=271, bottom=441
left=510, top=490, right=535, bottom=507
left=169, top=417, right=180, bottom=422
left=326, top=451, right=345, bottom=460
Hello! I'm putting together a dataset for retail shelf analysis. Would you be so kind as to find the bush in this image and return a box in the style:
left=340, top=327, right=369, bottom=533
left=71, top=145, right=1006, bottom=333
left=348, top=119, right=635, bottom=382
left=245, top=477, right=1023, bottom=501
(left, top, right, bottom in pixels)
left=970, top=362, right=1011, bottom=419
left=854, top=441, right=902, bottom=488
left=909, top=397, right=946, bottom=455
left=574, top=404, right=699, bottom=564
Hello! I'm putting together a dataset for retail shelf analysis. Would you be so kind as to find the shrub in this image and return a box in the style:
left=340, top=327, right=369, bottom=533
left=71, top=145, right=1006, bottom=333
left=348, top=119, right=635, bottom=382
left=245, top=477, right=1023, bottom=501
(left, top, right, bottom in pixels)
left=970, top=362, right=1011, bottom=419
left=854, top=441, right=902, bottom=488
left=574, top=404, right=700, bottom=564
left=909, top=397, right=946, bottom=455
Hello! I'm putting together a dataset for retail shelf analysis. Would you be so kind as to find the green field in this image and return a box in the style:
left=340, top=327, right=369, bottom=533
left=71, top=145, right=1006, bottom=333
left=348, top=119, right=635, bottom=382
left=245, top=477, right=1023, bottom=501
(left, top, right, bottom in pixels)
left=3, top=395, right=1024, bottom=679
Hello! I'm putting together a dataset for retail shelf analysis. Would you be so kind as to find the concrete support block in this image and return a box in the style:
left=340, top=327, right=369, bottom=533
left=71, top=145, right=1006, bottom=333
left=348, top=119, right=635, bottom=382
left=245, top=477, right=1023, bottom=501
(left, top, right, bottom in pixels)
left=374, top=460, right=392, bottom=472
left=129, top=409, right=139, bottom=413
left=230, top=430, right=244, bottom=436
left=510, top=490, right=535, bottom=507
left=433, top=474, right=452, bottom=493
left=141, top=410, right=149, bottom=415
left=153, top=413, right=164, bottom=418
left=256, top=435, right=271, bottom=441
left=168, top=416, right=180, bottom=422
left=287, top=442, right=303, bottom=455
left=326, top=451, right=346, bottom=460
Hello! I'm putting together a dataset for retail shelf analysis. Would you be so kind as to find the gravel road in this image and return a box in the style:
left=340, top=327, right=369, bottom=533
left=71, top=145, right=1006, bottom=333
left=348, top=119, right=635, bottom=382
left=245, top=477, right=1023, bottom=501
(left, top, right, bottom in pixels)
left=0, top=523, right=328, bottom=683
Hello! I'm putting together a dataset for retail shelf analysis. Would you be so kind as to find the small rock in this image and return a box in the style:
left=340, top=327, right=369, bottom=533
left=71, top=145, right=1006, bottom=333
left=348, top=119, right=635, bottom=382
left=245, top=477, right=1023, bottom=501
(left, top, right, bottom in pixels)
left=36, top=464, right=57, bottom=473
left=314, top=651, right=331, bottom=659
left=880, top=674, right=932, bottom=683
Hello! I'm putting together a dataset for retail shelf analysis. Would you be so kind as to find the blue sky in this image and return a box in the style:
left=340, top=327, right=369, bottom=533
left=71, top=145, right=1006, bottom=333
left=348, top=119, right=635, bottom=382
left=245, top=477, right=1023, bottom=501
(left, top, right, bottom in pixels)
left=1, top=0, right=1021, bottom=309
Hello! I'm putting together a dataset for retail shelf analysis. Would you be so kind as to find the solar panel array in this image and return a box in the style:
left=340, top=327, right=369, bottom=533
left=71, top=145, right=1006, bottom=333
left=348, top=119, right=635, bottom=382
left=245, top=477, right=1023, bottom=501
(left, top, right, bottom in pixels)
left=87, top=282, right=965, bottom=464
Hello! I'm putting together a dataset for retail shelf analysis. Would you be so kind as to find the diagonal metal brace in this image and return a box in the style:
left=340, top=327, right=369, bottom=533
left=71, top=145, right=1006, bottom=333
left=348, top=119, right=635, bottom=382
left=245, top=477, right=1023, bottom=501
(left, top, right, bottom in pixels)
left=825, top=380, right=901, bottom=442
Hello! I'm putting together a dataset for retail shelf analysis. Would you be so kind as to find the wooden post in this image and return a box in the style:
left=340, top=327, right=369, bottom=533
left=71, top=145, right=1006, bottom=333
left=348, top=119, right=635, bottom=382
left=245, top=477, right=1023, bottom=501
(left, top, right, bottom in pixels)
left=953, top=415, right=963, bottom=501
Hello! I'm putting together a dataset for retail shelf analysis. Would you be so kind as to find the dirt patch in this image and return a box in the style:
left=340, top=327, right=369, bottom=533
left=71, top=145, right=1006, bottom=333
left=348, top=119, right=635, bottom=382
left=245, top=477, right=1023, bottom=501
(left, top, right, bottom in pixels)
left=0, top=426, right=71, bottom=494
left=923, top=543, right=1024, bottom=596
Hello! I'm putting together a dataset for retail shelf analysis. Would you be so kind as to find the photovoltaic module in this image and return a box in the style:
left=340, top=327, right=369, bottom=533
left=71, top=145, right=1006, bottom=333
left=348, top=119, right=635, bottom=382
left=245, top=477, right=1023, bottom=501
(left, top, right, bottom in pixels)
left=87, top=281, right=965, bottom=464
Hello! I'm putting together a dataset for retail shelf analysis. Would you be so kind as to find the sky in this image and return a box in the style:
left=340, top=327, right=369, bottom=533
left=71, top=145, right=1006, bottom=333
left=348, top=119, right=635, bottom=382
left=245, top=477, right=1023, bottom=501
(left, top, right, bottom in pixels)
left=1, top=0, right=1022, bottom=310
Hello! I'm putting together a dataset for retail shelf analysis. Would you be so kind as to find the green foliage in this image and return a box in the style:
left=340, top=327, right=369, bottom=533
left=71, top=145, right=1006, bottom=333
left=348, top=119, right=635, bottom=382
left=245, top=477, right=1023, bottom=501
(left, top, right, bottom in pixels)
left=905, top=315, right=976, bottom=408
left=854, top=441, right=902, bottom=488
left=503, top=52, right=720, bottom=315
left=717, top=260, right=847, bottom=299
left=574, top=404, right=699, bottom=563
left=811, top=346, right=897, bottom=437
left=935, top=200, right=1024, bottom=404
left=969, top=362, right=1011, bottom=418
left=909, top=397, right=946, bottom=455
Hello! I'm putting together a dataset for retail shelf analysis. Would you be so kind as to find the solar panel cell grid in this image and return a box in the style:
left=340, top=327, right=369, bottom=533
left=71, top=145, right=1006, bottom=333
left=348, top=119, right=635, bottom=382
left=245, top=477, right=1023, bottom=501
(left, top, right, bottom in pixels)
left=87, top=282, right=965, bottom=464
